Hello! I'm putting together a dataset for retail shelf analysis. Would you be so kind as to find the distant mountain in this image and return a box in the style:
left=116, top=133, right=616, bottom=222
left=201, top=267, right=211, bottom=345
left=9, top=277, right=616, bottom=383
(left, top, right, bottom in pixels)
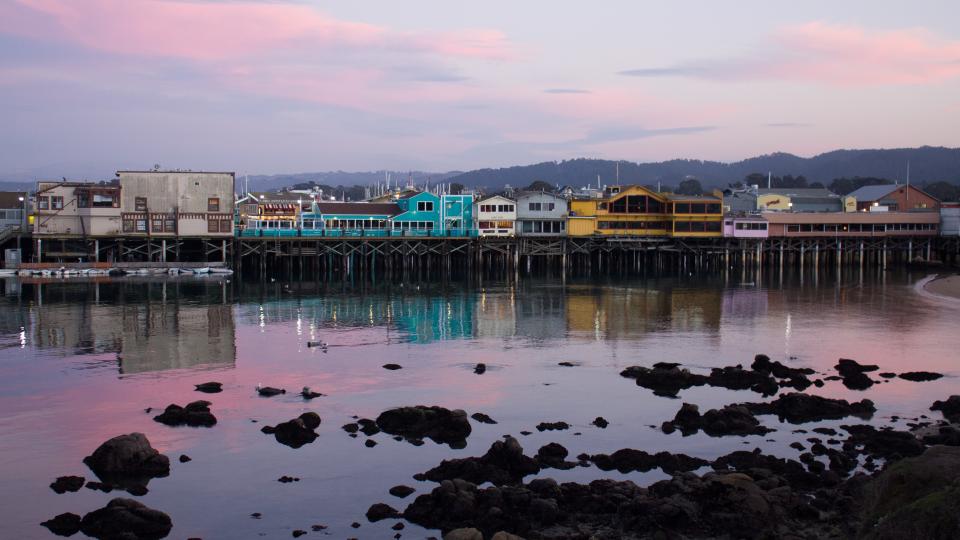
left=448, top=147, right=960, bottom=190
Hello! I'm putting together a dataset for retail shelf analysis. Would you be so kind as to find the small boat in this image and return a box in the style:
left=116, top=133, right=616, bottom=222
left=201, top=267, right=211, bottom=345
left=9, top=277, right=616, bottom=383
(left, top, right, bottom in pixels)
left=191, top=267, right=211, bottom=274
left=209, top=267, right=234, bottom=275
left=0, top=269, right=17, bottom=276
left=167, top=268, right=182, bottom=275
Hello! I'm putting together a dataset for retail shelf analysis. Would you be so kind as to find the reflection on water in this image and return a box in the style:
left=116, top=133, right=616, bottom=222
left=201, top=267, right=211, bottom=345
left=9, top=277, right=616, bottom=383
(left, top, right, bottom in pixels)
left=0, top=269, right=958, bottom=539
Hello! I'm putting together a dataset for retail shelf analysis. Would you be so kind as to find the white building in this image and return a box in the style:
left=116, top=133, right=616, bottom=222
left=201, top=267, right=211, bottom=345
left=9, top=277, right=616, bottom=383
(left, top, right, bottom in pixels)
left=515, top=191, right=568, bottom=236
left=474, top=195, right=516, bottom=236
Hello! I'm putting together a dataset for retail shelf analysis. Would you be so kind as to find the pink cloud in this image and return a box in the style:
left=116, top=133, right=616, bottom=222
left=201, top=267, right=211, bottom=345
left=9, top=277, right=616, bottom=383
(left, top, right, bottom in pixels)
left=2, top=0, right=513, bottom=61
left=621, top=22, right=960, bottom=86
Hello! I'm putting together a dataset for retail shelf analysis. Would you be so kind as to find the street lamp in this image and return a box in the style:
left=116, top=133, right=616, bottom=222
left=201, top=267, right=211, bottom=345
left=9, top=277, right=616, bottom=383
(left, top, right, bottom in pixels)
left=18, top=196, right=25, bottom=231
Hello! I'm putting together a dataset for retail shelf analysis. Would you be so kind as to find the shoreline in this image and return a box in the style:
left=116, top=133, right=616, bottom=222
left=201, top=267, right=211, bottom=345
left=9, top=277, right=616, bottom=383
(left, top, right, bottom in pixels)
left=921, top=273, right=960, bottom=301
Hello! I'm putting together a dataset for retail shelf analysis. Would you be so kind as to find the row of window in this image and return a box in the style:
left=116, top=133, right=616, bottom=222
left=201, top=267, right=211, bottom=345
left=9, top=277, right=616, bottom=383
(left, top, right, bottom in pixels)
left=394, top=221, right=435, bottom=230
left=785, top=223, right=937, bottom=233
left=478, top=221, right=514, bottom=229
left=123, top=218, right=176, bottom=233
left=527, top=202, right=556, bottom=212
left=598, top=221, right=669, bottom=230
left=37, top=196, right=64, bottom=210
left=0, top=209, right=23, bottom=220
left=479, top=204, right=515, bottom=213
left=77, top=191, right=119, bottom=208
left=601, top=195, right=665, bottom=214
left=520, top=220, right=565, bottom=233
left=734, top=222, right=769, bottom=230
left=325, top=219, right=389, bottom=229
left=416, top=201, right=434, bottom=212
left=674, top=221, right=723, bottom=232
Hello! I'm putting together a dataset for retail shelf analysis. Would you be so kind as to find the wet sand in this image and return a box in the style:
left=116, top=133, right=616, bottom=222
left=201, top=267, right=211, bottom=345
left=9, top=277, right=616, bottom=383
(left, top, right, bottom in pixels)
left=924, top=274, right=960, bottom=300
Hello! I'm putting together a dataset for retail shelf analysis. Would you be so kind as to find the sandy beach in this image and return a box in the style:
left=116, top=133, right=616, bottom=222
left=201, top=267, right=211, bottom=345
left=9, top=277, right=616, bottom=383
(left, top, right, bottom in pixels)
left=924, top=274, right=960, bottom=300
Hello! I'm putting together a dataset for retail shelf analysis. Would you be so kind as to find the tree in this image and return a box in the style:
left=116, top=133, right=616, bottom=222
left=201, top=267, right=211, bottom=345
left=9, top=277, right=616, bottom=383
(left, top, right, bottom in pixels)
left=922, top=181, right=960, bottom=201
left=809, top=181, right=825, bottom=189
left=828, top=177, right=892, bottom=195
left=525, top=180, right=554, bottom=192
left=449, top=182, right=465, bottom=195
left=676, top=178, right=704, bottom=195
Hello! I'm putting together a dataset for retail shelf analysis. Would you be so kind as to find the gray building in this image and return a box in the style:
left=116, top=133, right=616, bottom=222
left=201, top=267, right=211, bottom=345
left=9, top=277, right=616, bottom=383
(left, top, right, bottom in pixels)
left=757, top=188, right=844, bottom=212
left=515, top=191, right=568, bottom=236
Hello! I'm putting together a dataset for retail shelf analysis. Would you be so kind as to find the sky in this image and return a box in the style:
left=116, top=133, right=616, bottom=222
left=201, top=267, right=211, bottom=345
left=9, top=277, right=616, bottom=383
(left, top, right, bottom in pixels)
left=1, top=0, right=959, bottom=179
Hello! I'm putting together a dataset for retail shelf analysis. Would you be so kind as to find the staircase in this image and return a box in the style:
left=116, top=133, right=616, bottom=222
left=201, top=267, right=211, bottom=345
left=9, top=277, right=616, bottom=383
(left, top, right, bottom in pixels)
left=0, top=225, right=19, bottom=246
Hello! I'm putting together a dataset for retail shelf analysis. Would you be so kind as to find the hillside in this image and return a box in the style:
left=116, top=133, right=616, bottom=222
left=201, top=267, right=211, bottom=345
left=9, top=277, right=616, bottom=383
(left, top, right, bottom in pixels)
left=447, top=147, right=960, bottom=190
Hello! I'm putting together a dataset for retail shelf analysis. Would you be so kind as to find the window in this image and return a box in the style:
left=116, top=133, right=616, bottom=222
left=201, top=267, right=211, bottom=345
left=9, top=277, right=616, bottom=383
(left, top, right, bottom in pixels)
left=610, top=197, right=627, bottom=213
left=77, top=192, right=89, bottom=208
left=164, top=218, right=176, bottom=232
left=497, top=204, right=514, bottom=212
left=152, top=218, right=163, bottom=231
left=93, top=193, right=117, bottom=208
left=208, top=198, right=220, bottom=212
left=50, top=196, right=63, bottom=210
left=417, top=201, right=434, bottom=212
left=529, top=202, right=542, bottom=211
left=135, top=197, right=147, bottom=212
left=674, top=203, right=690, bottom=214
left=38, top=196, right=49, bottom=210
left=136, top=219, right=147, bottom=232
left=208, top=219, right=219, bottom=233
left=123, top=219, right=134, bottom=233
left=220, top=220, right=232, bottom=233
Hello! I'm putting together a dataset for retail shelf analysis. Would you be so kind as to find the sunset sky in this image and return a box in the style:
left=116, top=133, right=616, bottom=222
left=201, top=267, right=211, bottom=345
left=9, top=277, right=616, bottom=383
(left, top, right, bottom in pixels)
left=2, top=0, right=959, bottom=177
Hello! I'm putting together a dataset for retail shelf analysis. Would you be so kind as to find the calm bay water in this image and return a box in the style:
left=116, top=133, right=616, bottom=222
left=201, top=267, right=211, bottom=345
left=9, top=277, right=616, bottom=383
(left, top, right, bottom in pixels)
left=1, top=269, right=958, bottom=538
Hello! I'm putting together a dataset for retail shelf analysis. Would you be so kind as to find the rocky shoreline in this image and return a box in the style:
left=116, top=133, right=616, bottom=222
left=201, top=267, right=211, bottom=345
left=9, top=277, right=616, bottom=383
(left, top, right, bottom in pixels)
left=41, top=354, right=960, bottom=540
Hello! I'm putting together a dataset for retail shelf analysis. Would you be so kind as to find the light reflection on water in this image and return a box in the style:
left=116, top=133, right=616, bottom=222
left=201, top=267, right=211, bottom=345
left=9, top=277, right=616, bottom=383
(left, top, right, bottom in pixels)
left=0, top=270, right=957, bottom=539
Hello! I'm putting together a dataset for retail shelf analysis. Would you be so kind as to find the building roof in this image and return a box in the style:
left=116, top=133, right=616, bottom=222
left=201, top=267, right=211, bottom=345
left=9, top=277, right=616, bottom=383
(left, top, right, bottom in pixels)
left=116, top=170, right=235, bottom=176
left=246, top=191, right=304, bottom=202
left=315, top=202, right=402, bottom=216
left=846, top=185, right=898, bottom=201
left=762, top=211, right=939, bottom=224
left=476, top=195, right=516, bottom=204
left=515, top=190, right=565, bottom=200
left=756, top=188, right=839, bottom=198
left=0, top=191, right=27, bottom=208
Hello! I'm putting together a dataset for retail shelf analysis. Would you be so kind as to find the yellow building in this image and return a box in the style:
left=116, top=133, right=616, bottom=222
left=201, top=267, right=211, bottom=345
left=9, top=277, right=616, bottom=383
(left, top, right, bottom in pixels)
left=568, top=186, right=723, bottom=238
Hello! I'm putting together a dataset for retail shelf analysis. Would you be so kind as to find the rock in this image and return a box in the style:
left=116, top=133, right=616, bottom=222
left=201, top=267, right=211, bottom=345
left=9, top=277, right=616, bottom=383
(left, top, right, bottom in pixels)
left=257, top=386, right=285, bottom=397
left=382, top=363, right=403, bottom=370
left=86, top=481, right=113, bottom=492
left=471, top=412, right=497, bottom=424
left=153, top=401, right=217, bottom=427
left=366, top=503, right=399, bottom=522
left=392, top=522, right=405, bottom=530
left=83, top=433, right=170, bottom=483
left=589, top=448, right=709, bottom=474
left=357, top=418, right=381, bottom=436
left=750, top=354, right=815, bottom=390
left=898, top=371, right=943, bottom=382
left=474, top=363, right=487, bottom=374
left=535, top=421, right=569, bottom=432
left=41, top=512, right=82, bottom=537
left=278, top=475, right=299, bottom=483
left=620, top=364, right=707, bottom=397
left=179, top=454, right=191, bottom=463
left=126, top=484, right=148, bottom=496
left=50, top=475, right=85, bottom=494
left=262, top=413, right=321, bottom=448
left=342, top=423, right=359, bottom=433
left=812, top=427, right=838, bottom=436
left=741, top=392, right=875, bottom=424
left=445, top=528, right=483, bottom=540
left=376, top=406, right=472, bottom=448
left=490, top=533, right=525, bottom=540
left=300, top=387, right=323, bottom=399
left=421, top=436, right=540, bottom=485
left=292, top=530, right=307, bottom=538
left=79, top=498, right=172, bottom=540
left=706, top=365, right=779, bottom=396
left=835, top=359, right=878, bottom=390
left=592, top=416, right=609, bottom=428
left=841, top=424, right=924, bottom=460
left=389, top=485, right=415, bottom=498
left=193, top=382, right=222, bottom=393
left=661, top=402, right=774, bottom=437
left=931, top=396, right=960, bottom=422
left=557, top=362, right=576, bottom=367
left=859, top=446, right=960, bottom=539
left=365, top=439, right=377, bottom=448
left=536, top=442, right=576, bottom=470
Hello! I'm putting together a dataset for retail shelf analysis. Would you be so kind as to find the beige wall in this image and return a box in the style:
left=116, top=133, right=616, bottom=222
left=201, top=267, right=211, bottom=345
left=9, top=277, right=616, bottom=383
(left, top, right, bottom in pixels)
left=118, top=171, right=235, bottom=237
left=757, top=193, right=791, bottom=210
left=34, top=183, right=123, bottom=236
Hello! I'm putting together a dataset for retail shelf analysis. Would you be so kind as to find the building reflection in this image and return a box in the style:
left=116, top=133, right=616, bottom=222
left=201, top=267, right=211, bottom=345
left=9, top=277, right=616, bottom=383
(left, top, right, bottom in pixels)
left=10, top=279, right=236, bottom=373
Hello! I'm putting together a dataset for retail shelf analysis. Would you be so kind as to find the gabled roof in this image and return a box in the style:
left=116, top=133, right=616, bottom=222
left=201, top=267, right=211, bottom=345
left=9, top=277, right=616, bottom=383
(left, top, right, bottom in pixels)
left=847, top=185, right=898, bottom=201
left=315, top=202, right=402, bottom=216
left=476, top=195, right=515, bottom=204
left=515, top=190, right=565, bottom=200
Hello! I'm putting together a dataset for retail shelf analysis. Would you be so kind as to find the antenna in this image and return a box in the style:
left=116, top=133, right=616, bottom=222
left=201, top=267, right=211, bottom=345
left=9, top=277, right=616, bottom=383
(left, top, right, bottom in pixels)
left=616, top=161, right=620, bottom=185
left=767, top=172, right=771, bottom=190
left=906, top=160, right=910, bottom=203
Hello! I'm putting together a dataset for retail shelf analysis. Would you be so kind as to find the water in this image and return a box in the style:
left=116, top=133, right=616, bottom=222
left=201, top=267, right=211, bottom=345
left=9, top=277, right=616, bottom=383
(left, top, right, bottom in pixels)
left=1, top=270, right=958, bottom=538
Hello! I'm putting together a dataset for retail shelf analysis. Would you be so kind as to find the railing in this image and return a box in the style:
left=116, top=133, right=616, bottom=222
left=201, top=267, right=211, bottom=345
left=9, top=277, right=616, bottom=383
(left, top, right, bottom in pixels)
left=238, top=228, right=480, bottom=238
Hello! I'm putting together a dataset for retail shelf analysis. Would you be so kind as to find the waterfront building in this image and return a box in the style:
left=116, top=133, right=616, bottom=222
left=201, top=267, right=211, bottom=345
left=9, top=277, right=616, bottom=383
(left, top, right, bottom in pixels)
left=116, top=170, right=236, bottom=237
left=475, top=195, right=516, bottom=236
left=312, top=202, right=401, bottom=236
left=568, top=185, right=723, bottom=237
left=238, top=191, right=306, bottom=236
left=847, top=184, right=939, bottom=212
left=723, top=216, right=769, bottom=239
left=34, top=181, right=122, bottom=237
left=763, top=211, right=939, bottom=237
left=941, top=202, right=960, bottom=236
left=515, top=191, right=568, bottom=236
